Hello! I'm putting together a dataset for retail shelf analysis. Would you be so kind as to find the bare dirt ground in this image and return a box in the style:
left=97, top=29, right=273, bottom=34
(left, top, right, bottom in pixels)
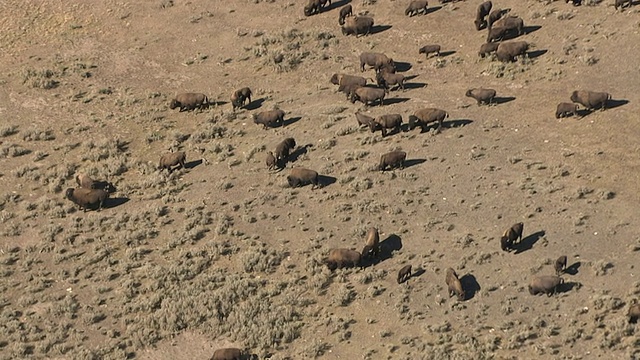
left=1, top=0, right=640, bottom=359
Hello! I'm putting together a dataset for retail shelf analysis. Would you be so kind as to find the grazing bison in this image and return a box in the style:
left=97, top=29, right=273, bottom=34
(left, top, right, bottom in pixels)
left=419, top=44, right=441, bottom=58
left=445, top=268, right=465, bottom=301
left=529, top=275, right=563, bottom=296
left=209, top=347, right=244, bottom=360
left=65, top=188, right=109, bottom=212
left=330, top=73, right=368, bottom=88
left=275, top=137, right=296, bottom=165
left=159, top=151, right=186, bottom=172
left=487, top=8, right=506, bottom=29
left=287, top=168, right=320, bottom=189
left=359, top=52, right=395, bottom=72
left=372, top=114, right=403, bottom=137
left=376, top=71, right=405, bottom=91
left=169, top=92, right=209, bottom=112
left=350, top=87, right=386, bottom=106
left=75, top=173, right=95, bottom=189
left=556, top=102, right=578, bottom=119
left=478, top=42, right=500, bottom=57
left=486, top=26, right=508, bottom=43
left=379, top=151, right=407, bottom=171
left=304, top=0, right=330, bottom=16
left=397, top=265, right=412, bottom=284
left=475, top=1, right=493, bottom=30
left=405, top=0, right=429, bottom=16
left=325, top=248, right=362, bottom=270
left=362, top=227, right=381, bottom=260
left=615, top=0, right=632, bottom=10
left=231, top=87, right=252, bottom=111
left=500, top=222, right=524, bottom=252
left=570, top=90, right=611, bottom=111
left=493, top=15, right=524, bottom=37
left=265, top=151, right=276, bottom=171
left=628, top=304, right=640, bottom=324
left=338, top=4, right=353, bottom=25
left=253, top=109, right=285, bottom=129
left=555, top=255, right=567, bottom=275
left=355, top=112, right=376, bottom=127
left=496, top=41, right=529, bottom=62
left=466, top=88, right=497, bottom=105
left=408, top=108, right=448, bottom=134
left=342, top=16, right=374, bottom=37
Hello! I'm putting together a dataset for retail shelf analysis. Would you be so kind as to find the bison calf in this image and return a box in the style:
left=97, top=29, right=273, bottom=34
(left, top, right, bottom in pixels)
left=528, top=275, right=563, bottom=296
left=466, top=88, right=496, bottom=105
left=159, top=151, right=186, bottom=172
left=397, top=265, right=412, bottom=284
left=419, top=44, right=441, bottom=58
left=287, top=168, right=320, bottom=189
left=570, top=90, right=611, bottom=111
left=65, top=188, right=109, bottom=212
left=379, top=151, right=406, bottom=171
left=445, top=268, right=465, bottom=301
left=169, top=92, right=209, bottom=112
left=325, top=248, right=362, bottom=270
left=75, top=173, right=95, bottom=189
left=555, top=255, right=567, bottom=275
left=500, top=222, right=523, bottom=252
left=556, top=102, right=578, bottom=119
left=338, top=4, right=353, bottom=25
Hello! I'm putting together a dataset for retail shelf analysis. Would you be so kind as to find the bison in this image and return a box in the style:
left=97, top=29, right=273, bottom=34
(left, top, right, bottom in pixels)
left=342, top=16, right=374, bottom=37
left=304, top=0, right=330, bottom=16
left=446, top=268, right=465, bottom=301
left=405, top=0, right=429, bottom=16
left=615, top=0, right=632, bottom=10
left=359, top=52, right=394, bottom=72
left=493, top=15, right=524, bottom=37
left=376, top=71, right=405, bottom=91
left=478, top=42, right=500, bottom=58
left=265, top=151, right=276, bottom=171
left=169, top=92, right=209, bottom=112
left=500, top=222, right=524, bottom=252
left=159, top=151, right=186, bottom=172
left=331, top=73, right=368, bottom=88
left=628, top=304, right=640, bottom=324
left=397, top=265, right=412, bottom=284
left=556, top=102, right=578, bottom=119
left=209, top=347, right=245, bottom=360
left=362, top=227, right=381, bottom=260
left=466, top=88, right=497, bottom=105
left=65, top=188, right=109, bottom=212
left=487, top=8, right=507, bottom=29
left=75, top=173, right=95, bottom=189
left=372, top=114, right=403, bottom=137
left=528, top=275, right=563, bottom=296
left=495, top=41, right=529, bottom=62
left=338, top=4, right=353, bottom=25
left=486, top=26, right=508, bottom=43
left=287, top=168, right=320, bottom=189
left=355, top=112, right=376, bottom=127
left=474, top=1, right=493, bottom=30
left=408, top=108, right=448, bottom=134
left=324, top=248, right=362, bottom=270
left=555, top=255, right=567, bottom=275
left=570, top=90, right=611, bottom=111
left=379, top=150, right=406, bottom=171
left=231, top=87, right=252, bottom=111
left=350, top=87, right=386, bottom=106
left=419, top=44, right=441, bottom=58
left=275, top=137, right=296, bottom=166
left=253, top=109, right=285, bottom=128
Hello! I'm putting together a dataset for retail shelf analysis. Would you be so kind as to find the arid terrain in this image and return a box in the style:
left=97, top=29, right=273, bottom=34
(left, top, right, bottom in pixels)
left=1, top=0, right=640, bottom=359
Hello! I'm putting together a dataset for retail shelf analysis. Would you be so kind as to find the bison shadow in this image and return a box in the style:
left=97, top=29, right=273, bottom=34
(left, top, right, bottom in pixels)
left=208, top=100, right=228, bottom=107
left=245, top=97, right=266, bottom=110
left=576, top=109, right=592, bottom=117
left=384, top=97, right=411, bottom=105
left=403, top=82, right=427, bottom=90
left=527, top=49, right=547, bottom=59
left=557, top=281, right=580, bottom=294
left=370, top=25, right=392, bottom=35
left=318, top=175, right=337, bottom=188
left=494, top=96, right=516, bottom=105
left=393, top=61, right=412, bottom=72
left=412, top=267, right=426, bottom=278
left=607, top=99, right=629, bottom=110
left=443, top=119, right=473, bottom=129
left=378, top=234, right=403, bottom=262
left=524, top=25, right=542, bottom=35
left=564, top=261, right=581, bottom=275
left=282, top=116, right=302, bottom=127
left=426, top=6, right=442, bottom=14
left=403, top=74, right=419, bottom=81
left=93, top=180, right=117, bottom=193
left=438, top=50, right=457, bottom=57
left=287, top=144, right=312, bottom=163
left=104, top=197, right=130, bottom=209
left=460, top=274, right=481, bottom=300
left=404, top=158, right=426, bottom=169
left=324, top=0, right=351, bottom=12
left=184, top=159, right=203, bottom=169
left=513, top=230, right=545, bottom=254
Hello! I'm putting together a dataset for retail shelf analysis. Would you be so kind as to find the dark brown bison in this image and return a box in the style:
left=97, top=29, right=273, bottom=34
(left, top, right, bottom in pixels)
left=554, top=255, right=567, bottom=275
left=209, top=347, right=245, bottom=360
left=486, top=26, right=508, bottom=43
left=338, top=4, right=353, bottom=25
left=324, top=248, right=362, bottom=270
left=496, top=41, right=529, bottom=62
left=556, top=102, right=578, bottom=119
left=445, top=268, right=465, bottom=301
left=528, top=275, right=563, bottom=296
left=570, top=90, right=611, bottom=111
left=359, top=52, right=394, bottom=72
left=397, top=265, right=412, bottom=284
left=405, top=0, right=429, bottom=16
left=379, top=150, right=406, bottom=171
left=372, top=114, right=403, bottom=137
left=493, top=15, right=524, bottom=37
left=362, top=227, right=381, bottom=260
left=159, top=151, right=186, bottom=172
left=350, top=87, right=386, bottom=106
left=628, top=304, right=640, bottom=324
left=275, top=137, right=296, bottom=165
left=253, top=109, right=285, bottom=129
left=419, top=44, right=441, bottom=58
left=465, top=88, right=497, bottom=105
left=376, top=71, right=405, bottom=91
left=65, top=188, right=109, bottom=212
left=487, top=8, right=506, bottom=29
left=169, top=92, right=209, bottom=112
left=342, top=16, right=374, bottom=37
left=408, top=108, right=448, bottom=134
left=287, top=168, right=320, bottom=189
left=474, top=1, right=492, bottom=30
left=330, top=73, right=368, bottom=88
left=231, top=87, right=252, bottom=111
left=478, top=42, right=500, bottom=58
left=304, top=0, right=330, bottom=16
left=500, top=222, right=523, bottom=252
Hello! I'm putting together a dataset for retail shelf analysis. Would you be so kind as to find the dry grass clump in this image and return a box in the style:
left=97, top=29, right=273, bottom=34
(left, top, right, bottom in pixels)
left=0, top=125, right=19, bottom=137
left=21, top=68, right=59, bottom=89
left=238, top=242, right=284, bottom=273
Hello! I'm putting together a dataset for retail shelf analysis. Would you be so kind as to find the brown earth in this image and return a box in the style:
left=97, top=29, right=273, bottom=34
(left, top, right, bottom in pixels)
left=1, top=0, right=640, bottom=359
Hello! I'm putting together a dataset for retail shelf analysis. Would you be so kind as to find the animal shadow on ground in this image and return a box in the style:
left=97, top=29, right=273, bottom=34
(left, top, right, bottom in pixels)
left=245, top=97, right=266, bottom=110
left=404, top=158, right=426, bottom=169
left=524, top=25, right=542, bottom=35
left=439, top=50, right=456, bottom=57
left=393, top=61, right=412, bottom=72
left=93, top=180, right=116, bottom=193
left=384, top=97, right=411, bottom=105
left=282, top=116, right=302, bottom=127
left=184, top=159, right=203, bottom=169
left=104, top=197, right=130, bottom=209
left=576, top=109, right=591, bottom=117
left=443, top=119, right=473, bottom=129
left=527, top=49, right=547, bottom=59
left=287, top=144, right=312, bottom=164
left=208, top=100, right=227, bottom=107
left=403, top=82, right=427, bottom=90
left=412, top=267, right=426, bottom=278
left=494, top=96, right=516, bottom=105
left=564, top=261, right=581, bottom=275
left=514, top=230, right=545, bottom=254
left=427, top=6, right=442, bottom=14
left=378, top=234, right=403, bottom=262
left=370, top=25, right=392, bottom=35
left=557, top=281, right=580, bottom=294
left=324, top=0, right=350, bottom=12
left=403, top=74, right=419, bottom=81
left=607, top=99, right=629, bottom=109
left=460, top=274, right=481, bottom=300
left=318, top=175, right=337, bottom=188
